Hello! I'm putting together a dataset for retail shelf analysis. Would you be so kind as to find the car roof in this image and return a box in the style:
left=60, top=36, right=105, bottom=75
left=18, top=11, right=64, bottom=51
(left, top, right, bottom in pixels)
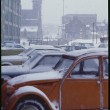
left=69, top=39, right=94, bottom=45
left=25, top=45, right=65, bottom=51
left=65, top=48, right=108, bottom=57
left=36, top=50, right=66, bottom=55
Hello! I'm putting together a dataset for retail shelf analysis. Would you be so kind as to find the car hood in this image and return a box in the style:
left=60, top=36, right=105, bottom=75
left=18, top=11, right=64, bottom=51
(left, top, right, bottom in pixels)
left=2, top=55, right=28, bottom=62
left=2, top=65, right=29, bottom=75
left=30, top=65, right=54, bottom=73
left=8, top=70, right=64, bottom=86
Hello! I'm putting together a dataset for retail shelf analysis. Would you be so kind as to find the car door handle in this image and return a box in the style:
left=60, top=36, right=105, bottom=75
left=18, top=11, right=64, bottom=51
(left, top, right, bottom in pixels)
left=97, top=81, right=100, bottom=84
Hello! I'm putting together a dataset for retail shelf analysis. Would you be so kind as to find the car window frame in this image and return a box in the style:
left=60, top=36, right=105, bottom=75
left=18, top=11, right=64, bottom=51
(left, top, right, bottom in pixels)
left=32, top=55, right=62, bottom=69
left=68, top=56, right=100, bottom=79
left=103, top=57, right=108, bottom=79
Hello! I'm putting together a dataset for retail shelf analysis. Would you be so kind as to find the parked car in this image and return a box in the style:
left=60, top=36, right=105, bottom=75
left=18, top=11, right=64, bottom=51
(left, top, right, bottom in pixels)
left=2, top=45, right=65, bottom=66
left=98, top=43, right=108, bottom=48
left=55, top=45, right=76, bottom=51
left=69, top=39, right=95, bottom=50
left=2, top=51, right=65, bottom=84
left=2, top=42, right=25, bottom=56
left=72, top=42, right=95, bottom=50
left=2, top=48, right=108, bottom=110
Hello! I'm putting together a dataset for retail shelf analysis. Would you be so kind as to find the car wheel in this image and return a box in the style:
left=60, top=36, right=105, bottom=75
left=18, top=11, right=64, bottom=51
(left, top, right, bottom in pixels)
left=14, top=96, right=47, bottom=110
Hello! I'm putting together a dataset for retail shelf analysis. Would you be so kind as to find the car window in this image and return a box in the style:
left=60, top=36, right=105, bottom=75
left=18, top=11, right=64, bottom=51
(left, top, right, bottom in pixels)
left=103, top=58, right=108, bottom=77
left=28, top=50, right=38, bottom=57
left=27, top=53, right=41, bottom=63
left=55, top=58, right=74, bottom=72
left=84, top=43, right=93, bottom=47
left=71, top=58, right=99, bottom=78
left=5, top=43, right=14, bottom=47
left=19, top=48, right=32, bottom=55
left=14, top=45, right=23, bottom=48
left=37, top=55, right=61, bottom=67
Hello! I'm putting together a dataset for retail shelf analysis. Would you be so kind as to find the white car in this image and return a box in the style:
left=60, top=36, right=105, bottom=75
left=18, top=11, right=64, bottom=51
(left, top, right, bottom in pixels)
left=2, top=51, right=65, bottom=83
left=2, top=42, right=24, bottom=49
left=69, top=39, right=95, bottom=50
left=2, top=45, right=65, bottom=65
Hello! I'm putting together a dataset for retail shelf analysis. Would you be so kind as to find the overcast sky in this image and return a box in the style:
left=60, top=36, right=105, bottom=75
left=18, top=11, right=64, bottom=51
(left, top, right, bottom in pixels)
left=21, top=0, right=108, bottom=25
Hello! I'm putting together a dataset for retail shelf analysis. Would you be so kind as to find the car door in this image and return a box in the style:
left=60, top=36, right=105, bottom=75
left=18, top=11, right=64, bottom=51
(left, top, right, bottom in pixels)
left=62, top=57, right=101, bottom=110
left=102, top=57, right=108, bottom=109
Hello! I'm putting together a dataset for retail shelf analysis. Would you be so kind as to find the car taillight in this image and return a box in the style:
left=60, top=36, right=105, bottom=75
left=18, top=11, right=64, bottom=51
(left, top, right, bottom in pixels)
left=6, top=85, right=15, bottom=95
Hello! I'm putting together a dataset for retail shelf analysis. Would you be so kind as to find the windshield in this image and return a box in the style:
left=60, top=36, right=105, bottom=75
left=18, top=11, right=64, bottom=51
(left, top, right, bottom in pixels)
left=19, top=48, right=32, bottom=55
left=24, top=53, right=41, bottom=65
left=5, top=43, right=14, bottom=47
left=27, top=49, right=39, bottom=57
left=83, top=43, right=94, bottom=47
left=14, top=44, right=23, bottom=48
left=54, top=57, right=74, bottom=72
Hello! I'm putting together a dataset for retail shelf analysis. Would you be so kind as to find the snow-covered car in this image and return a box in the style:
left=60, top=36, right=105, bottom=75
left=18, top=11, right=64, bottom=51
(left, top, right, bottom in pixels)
left=69, top=39, right=95, bottom=50
left=2, top=48, right=108, bottom=110
left=2, top=42, right=25, bottom=56
left=2, top=45, right=65, bottom=66
left=72, top=42, right=95, bottom=50
left=2, top=51, right=65, bottom=83
left=3, top=43, right=24, bottom=48
left=55, top=45, right=76, bottom=51
left=98, top=43, right=108, bottom=48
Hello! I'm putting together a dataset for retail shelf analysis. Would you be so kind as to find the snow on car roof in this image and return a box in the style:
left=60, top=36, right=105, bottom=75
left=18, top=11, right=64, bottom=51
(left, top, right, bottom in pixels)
left=66, top=48, right=108, bottom=57
left=69, top=39, right=93, bottom=45
left=30, top=44, right=54, bottom=48
left=36, top=50, right=66, bottom=55
left=24, top=45, right=66, bottom=52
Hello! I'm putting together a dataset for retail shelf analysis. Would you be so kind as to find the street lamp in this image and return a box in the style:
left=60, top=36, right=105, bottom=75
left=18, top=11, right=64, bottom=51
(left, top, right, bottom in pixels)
left=63, top=0, right=64, bottom=18
left=93, top=22, right=95, bottom=43
left=62, top=0, right=65, bottom=38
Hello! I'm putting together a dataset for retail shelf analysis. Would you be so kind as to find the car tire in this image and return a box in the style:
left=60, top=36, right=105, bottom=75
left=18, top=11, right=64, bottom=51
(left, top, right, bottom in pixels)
left=14, top=96, right=47, bottom=110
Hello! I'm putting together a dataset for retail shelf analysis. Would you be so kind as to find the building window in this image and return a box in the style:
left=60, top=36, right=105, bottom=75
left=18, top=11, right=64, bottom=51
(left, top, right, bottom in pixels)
left=5, top=25, right=8, bottom=36
left=5, top=0, right=9, bottom=6
left=9, top=0, right=12, bottom=9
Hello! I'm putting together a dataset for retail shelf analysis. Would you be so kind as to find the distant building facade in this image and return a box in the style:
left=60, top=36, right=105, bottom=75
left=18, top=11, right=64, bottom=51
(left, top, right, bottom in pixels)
left=21, top=0, right=43, bottom=43
left=1, top=0, right=21, bottom=43
left=62, top=14, right=97, bottom=40
left=96, top=21, right=108, bottom=38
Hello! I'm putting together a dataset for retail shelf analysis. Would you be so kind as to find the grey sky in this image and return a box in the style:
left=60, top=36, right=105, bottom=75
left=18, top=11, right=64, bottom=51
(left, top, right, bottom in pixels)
left=21, top=0, right=108, bottom=25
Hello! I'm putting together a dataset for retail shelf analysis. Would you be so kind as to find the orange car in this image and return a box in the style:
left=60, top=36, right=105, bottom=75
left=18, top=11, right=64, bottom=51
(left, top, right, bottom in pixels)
left=2, top=49, right=108, bottom=110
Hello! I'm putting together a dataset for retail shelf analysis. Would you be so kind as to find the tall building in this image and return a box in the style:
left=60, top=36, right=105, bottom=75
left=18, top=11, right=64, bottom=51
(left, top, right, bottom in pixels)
left=62, top=14, right=97, bottom=39
left=21, top=0, right=43, bottom=43
left=1, top=0, right=21, bottom=43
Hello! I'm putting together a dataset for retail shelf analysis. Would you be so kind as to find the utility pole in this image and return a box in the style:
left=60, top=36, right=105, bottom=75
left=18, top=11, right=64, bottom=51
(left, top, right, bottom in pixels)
left=37, top=0, right=43, bottom=39
left=96, top=27, right=97, bottom=44
left=93, top=22, right=95, bottom=43
left=62, top=0, right=65, bottom=38
left=63, top=0, right=64, bottom=18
